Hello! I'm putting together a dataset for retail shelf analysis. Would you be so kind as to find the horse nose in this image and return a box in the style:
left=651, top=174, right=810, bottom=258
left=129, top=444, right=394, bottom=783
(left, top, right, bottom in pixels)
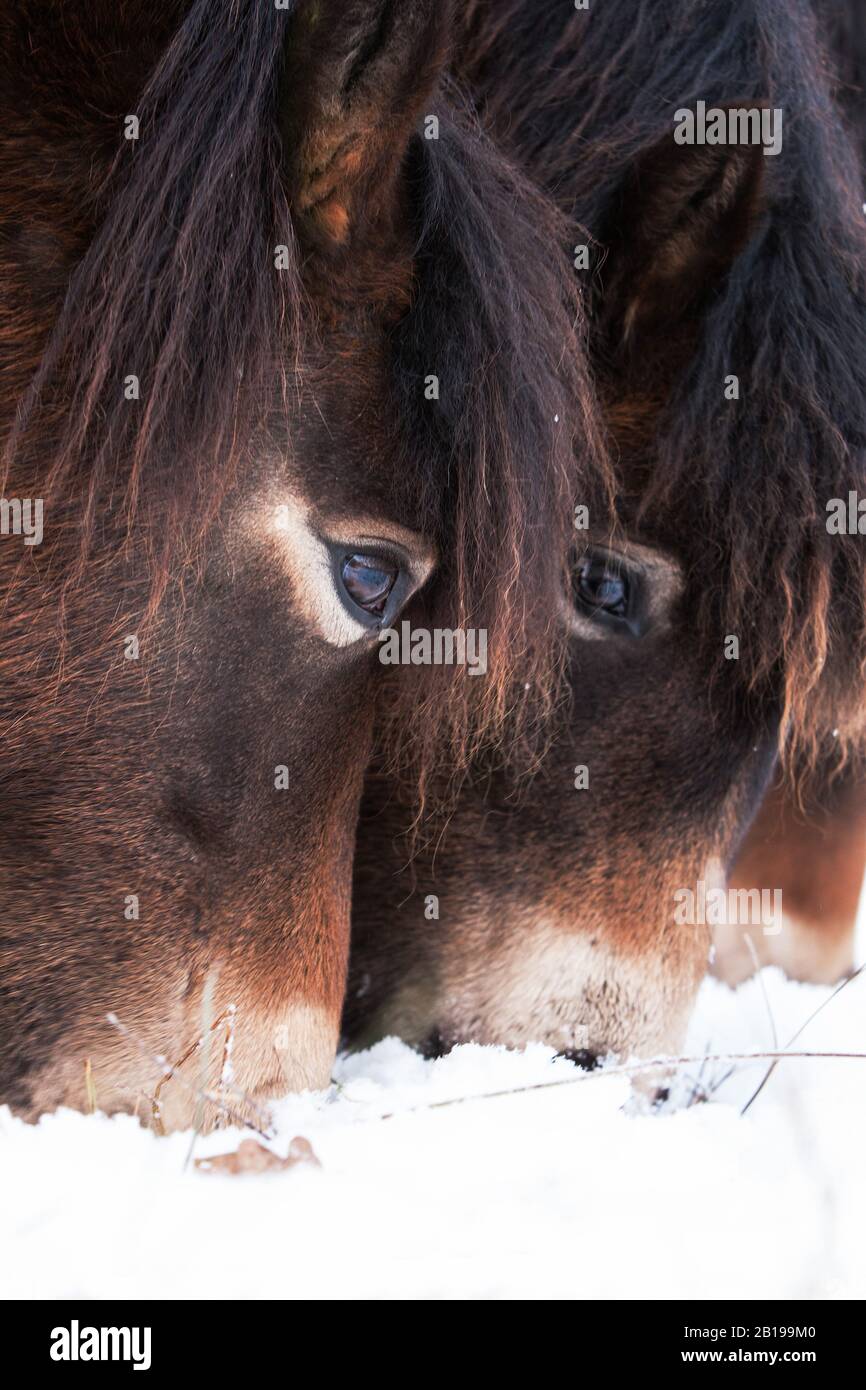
left=419, top=1029, right=447, bottom=1059
left=558, top=1047, right=600, bottom=1071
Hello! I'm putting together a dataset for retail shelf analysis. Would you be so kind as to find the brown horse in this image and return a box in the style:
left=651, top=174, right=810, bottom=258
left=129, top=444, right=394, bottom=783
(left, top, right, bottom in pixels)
left=345, top=0, right=866, bottom=1063
left=0, top=1, right=610, bottom=1127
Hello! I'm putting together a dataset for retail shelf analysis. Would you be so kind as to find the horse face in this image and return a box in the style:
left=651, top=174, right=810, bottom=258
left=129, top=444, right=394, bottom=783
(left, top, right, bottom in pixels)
left=346, top=535, right=778, bottom=1063
left=0, top=1, right=437, bottom=1128
left=45, top=359, right=440, bottom=1130
left=347, top=33, right=866, bottom=1061
left=346, top=127, right=837, bottom=1063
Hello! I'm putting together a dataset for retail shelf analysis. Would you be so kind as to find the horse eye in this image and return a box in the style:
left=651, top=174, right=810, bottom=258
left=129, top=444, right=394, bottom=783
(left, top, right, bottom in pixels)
left=340, top=553, right=399, bottom=618
left=574, top=554, right=630, bottom=620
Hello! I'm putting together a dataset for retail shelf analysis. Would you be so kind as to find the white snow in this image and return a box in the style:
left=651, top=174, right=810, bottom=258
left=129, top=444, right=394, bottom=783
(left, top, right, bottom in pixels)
left=2, top=967, right=865, bottom=1300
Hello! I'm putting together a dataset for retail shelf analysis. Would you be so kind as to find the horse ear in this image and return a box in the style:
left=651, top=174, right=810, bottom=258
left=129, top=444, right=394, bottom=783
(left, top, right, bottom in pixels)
left=283, top=0, right=451, bottom=251
left=597, top=117, right=766, bottom=355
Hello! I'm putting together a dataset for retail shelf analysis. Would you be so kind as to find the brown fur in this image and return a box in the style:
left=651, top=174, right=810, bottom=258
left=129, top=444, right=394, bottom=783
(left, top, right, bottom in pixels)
left=0, top=1, right=611, bottom=1126
left=345, top=0, right=866, bottom=1063
left=721, top=761, right=866, bottom=984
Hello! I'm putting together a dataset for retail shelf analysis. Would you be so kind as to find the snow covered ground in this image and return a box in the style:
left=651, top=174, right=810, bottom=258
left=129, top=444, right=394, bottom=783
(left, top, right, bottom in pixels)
left=2, top=959, right=865, bottom=1301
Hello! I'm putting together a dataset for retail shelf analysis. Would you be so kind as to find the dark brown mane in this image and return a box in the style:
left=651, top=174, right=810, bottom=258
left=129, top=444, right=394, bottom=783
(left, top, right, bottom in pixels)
left=384, top=81, right=614, bottom=793
left=1, top=0, right=301, bottom=599
left=455, top=0, right=866, bottom=782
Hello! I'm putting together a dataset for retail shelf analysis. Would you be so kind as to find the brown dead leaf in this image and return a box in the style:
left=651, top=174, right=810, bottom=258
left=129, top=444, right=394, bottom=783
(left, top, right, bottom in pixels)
left=195, top=1136, right=321, bottom=1176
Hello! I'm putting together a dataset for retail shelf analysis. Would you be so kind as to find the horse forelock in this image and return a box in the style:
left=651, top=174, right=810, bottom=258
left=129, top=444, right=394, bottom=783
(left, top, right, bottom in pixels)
left=1, top=1, right=302, bottom=596
left=456, top=0, right=866, bottom=784
left=0, top=0, right=615, bottom=788
left=380, top=84, right=615, bottom=797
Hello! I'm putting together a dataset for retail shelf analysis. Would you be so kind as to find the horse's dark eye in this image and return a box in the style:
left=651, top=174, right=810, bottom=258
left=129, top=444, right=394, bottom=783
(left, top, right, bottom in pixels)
left=340, top=553, right=399, bottom=617
left=575, top=555, right=629, bottom=618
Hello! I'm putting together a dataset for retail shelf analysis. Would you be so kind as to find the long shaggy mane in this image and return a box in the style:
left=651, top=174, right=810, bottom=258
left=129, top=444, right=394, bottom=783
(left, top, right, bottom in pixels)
left=457, top=0, right=866, bottom=781
left=0, top=0, right=614, bottom=790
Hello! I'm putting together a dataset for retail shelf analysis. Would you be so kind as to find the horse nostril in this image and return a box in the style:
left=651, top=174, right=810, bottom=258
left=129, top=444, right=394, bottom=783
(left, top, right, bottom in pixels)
left=558, top=1048, right=599, bottom=1071
left=419, top=1029, right=447, bottom=1059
